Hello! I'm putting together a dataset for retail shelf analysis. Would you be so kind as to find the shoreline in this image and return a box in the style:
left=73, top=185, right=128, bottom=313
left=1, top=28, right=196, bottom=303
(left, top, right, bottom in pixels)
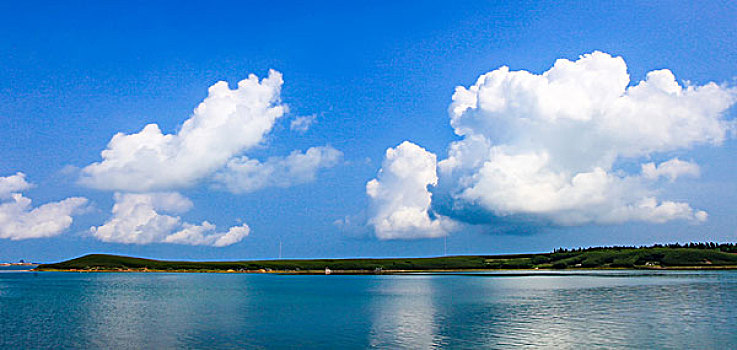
left=35, top=247, right=737, bottom=274
left=33, top=265, right=737, bottom=274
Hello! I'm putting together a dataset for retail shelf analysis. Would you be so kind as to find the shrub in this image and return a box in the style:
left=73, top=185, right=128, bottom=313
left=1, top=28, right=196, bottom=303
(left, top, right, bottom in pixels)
left=552, top=262, right=567, bottom=269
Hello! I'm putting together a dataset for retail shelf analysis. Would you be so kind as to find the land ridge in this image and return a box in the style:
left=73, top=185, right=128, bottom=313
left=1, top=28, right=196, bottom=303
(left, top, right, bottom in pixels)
left=35, top=243, right=737, bottom=273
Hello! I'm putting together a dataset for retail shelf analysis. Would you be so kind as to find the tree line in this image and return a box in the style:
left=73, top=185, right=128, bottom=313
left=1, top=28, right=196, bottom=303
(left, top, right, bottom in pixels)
left=553, top=242, right=737, bottom=254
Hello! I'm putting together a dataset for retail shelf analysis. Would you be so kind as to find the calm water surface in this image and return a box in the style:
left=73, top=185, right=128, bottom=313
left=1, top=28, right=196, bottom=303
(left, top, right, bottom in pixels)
left=1, top=269, right=736, bottom=349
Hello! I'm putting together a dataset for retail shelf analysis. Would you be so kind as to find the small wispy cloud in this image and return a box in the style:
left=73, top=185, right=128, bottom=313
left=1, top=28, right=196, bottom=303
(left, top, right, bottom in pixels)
left=290, top=114, right=317, bottom=133
left=214, top=146, right=342, bottom=194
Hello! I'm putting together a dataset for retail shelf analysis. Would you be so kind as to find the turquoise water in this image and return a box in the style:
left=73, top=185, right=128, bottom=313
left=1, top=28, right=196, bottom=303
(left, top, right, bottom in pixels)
left=1, top=269, right=736, bottom=349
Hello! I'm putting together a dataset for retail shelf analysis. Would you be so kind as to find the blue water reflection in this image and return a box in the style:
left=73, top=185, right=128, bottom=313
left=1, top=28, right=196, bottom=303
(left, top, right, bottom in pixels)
left=1, top=270, right=736, bottom=349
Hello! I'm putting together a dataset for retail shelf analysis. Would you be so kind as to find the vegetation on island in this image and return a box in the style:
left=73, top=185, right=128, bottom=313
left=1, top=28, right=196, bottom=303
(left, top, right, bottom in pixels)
left=36, top=242, right=737, bottom=273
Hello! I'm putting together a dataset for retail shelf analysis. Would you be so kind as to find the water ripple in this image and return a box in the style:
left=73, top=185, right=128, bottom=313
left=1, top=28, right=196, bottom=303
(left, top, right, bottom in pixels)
left=1, top=270, right=737, bottom=349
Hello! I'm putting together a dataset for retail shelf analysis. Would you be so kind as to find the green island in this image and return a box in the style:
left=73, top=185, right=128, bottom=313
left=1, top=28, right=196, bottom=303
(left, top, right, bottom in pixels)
left=35, top=242, right=737, bottom=273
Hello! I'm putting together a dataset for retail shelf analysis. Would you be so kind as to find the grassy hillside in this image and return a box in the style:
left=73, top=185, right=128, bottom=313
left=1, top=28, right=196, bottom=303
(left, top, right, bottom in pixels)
left=36, top=254, right=495, bottom=272
left=36, top=243, right=737, bottom=272
left=546, top=247, right=737, bottom=268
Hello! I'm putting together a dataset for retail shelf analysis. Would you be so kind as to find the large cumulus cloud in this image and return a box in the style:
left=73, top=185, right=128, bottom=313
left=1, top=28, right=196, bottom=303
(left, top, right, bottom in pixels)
left=440, top=51, right=734, bottom=226
left=367, top=51, right=735, bottom=239
left=80, top=70, right=287, bottom=192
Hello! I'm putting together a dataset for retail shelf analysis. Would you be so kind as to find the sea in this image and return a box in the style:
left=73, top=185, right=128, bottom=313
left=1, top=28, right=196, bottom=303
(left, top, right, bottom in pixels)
left=1, top=268, right=736, bottom=349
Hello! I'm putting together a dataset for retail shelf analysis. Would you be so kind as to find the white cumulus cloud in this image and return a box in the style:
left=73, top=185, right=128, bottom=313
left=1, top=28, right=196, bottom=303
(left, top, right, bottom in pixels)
left=91, top=192, right=248, bottom=246
left=0, top=172, right=33, bottom=198
left=77, top=71, right=345, bottom=245
left=438, top=51, right=735, bottom=226
left=0, top=173, right=88, bottom=240
left=642, top=158, right=700, bottom=182
left=366, top=141, right=455, bottom=239
left=80, top=70, right=286, bottom=192
left=214, top=146, right=342, bottom=194
left=163, top=221, right=250, bottom=247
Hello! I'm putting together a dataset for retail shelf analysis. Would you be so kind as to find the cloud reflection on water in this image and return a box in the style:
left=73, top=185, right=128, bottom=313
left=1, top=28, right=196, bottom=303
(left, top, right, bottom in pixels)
left=368, top=276, right=444, bottom=348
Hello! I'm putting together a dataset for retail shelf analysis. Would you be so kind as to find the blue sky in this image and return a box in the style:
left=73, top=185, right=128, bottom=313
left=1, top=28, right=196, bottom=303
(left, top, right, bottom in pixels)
left=1, top=1, right=736, bottom=262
